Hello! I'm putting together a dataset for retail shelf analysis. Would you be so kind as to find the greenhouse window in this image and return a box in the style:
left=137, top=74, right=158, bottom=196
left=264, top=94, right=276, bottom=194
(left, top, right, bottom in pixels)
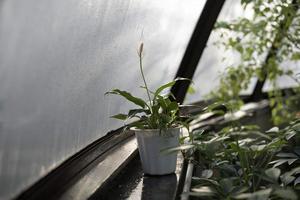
left=1, top=0, right=300, bottom=199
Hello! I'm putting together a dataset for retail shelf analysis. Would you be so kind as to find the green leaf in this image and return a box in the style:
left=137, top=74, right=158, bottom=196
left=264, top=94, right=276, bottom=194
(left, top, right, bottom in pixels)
left=233, top=188, right=272, bottom=200
left=201, top=169, right=213, bottom=178
left=287, top=159, right=297, bottom=165
left=127, top=121, right=146, bottom=129
left=191, top=186, right=216, bottom=196
left=273, top=188, right=297, bottom=200
left=292, top=124, right=300, bottom=132
left=285, top=130, right=296, bottom=140
left=240, top=125, right=260, bottom=131
left=231, top=131, right=271, bottom=140
left=241, top=0, right=252, bottom=6
left=167, top=101, right=179, bottom=112
left=294, top=147, right=300, bottom=156
left=220, top=178, right=237, bottom=195
left=203, top=102, right=226, bottom=112
left=269, top=159, right=286, bottom=168
left=128, top=109, right=149, bottom=118
left=193, top=129, right=205, bottom=140
left=266, top=127, right=279, bottom=133
left=179, top=136, right=189, bottom=144
left=153, top=77, right=191, bottom=99
left=276, top=152, right=298, bottom=158
left=231, top=187, right=249, bottom=196
left=281, top=174, right=296, bottom=185
left=110, top=114, right=128, bottom=120
left=105, top=89, right=147, bottom=109
left=270, top=158, right=298, bottom=168
left=192, top=177, right=220, bottom=186
left=291, top=52, right=300, bottom=61
left=187, top=85, right=196, bottom=94
left=156, top=95, right=169, bottom=110
left=284, top=166, right=300, bottom=177
left=250, top=144, right=266, bottom=151
left=265, top=168, right=281, bottom=183
left=160, top=113, right=173, bottom=124
left=294, top=177, right=300, bottom=186
left=215, top=21, right=231, bottom=29
left=194, top=129, right=205, bottom=135
left=161, top=144, right=194, bottom=154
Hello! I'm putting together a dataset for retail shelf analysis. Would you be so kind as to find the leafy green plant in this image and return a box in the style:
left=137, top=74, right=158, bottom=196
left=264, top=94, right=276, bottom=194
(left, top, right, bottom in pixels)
left=211, top=0, right=300, bottom=124
left=105, top=43, right=191, bottom=132
left=186, top=118, right=300, bottom=199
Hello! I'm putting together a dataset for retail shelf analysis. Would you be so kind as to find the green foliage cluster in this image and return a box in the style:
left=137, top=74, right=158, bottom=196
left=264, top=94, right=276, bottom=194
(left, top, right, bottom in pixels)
left=212, top=0, right=300, bottom=124
left=106, top=43, right=190, bottom=131
left=182, top=119, right=300, bottom=200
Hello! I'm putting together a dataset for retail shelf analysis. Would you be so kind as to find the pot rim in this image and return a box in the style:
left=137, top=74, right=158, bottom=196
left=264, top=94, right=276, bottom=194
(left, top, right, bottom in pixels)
left=130, top=126, right=182, bottom=132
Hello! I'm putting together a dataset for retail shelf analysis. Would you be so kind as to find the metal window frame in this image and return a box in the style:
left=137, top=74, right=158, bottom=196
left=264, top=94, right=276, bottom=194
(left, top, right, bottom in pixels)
left=171, top=0, right=226, bottom=104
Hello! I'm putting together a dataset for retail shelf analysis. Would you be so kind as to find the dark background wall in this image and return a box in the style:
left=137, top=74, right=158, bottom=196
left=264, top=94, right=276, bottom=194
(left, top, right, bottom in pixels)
left=0, top=0, right=204, bottom=199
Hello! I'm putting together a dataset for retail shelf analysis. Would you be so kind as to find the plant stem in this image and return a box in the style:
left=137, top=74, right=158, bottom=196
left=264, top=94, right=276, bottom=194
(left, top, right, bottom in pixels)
left=138, top=48, right=153, bottom=110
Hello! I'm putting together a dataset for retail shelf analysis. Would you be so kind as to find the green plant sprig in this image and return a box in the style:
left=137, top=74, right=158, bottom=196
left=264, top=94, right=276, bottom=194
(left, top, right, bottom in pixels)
left=185, top=118, right=300, bottom=199
left=106, top=43, right=192, bottom=131
left=211, top=0, right=300, bottom=125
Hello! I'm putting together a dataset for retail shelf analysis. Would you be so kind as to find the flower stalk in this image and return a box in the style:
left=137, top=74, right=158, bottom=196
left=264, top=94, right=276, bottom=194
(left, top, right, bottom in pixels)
left=138, top=43, right=153, bottom=110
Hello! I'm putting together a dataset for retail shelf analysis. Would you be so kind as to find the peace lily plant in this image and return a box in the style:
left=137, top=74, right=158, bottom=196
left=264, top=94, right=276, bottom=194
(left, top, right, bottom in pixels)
left=106, top=43, right=190, bottom=175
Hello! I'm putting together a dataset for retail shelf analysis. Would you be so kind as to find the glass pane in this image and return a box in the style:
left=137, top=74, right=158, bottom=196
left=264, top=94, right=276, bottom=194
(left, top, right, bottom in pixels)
left=0, top=0, right=205, bottom=199
left=186, top=0, right=255, bottom=103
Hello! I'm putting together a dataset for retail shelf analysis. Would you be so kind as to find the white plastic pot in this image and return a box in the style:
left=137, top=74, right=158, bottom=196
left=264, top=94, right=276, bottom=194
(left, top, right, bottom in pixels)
left=133, top=127, right=181, bottom=175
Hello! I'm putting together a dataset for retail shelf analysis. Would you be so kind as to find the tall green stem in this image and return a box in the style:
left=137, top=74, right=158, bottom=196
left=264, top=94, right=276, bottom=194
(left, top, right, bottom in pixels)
left=138, top=45, right=153, bottom=110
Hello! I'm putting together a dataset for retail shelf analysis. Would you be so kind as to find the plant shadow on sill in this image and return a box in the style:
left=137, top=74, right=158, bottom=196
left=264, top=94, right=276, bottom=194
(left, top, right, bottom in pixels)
left=89, top=155, right=178, bottom=200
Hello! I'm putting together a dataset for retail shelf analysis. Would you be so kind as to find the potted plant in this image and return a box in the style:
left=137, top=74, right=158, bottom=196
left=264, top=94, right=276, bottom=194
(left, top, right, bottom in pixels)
left=106, top=43, right=189, bottom=175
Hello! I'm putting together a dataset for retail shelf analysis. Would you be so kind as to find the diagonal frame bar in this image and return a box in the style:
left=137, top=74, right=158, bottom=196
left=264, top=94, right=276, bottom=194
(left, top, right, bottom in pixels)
left=171, top=0, right=226, bottom=104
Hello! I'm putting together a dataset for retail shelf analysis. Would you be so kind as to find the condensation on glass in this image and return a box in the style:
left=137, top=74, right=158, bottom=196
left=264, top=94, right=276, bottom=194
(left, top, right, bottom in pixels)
left=0, top=0, right=205, bottom=199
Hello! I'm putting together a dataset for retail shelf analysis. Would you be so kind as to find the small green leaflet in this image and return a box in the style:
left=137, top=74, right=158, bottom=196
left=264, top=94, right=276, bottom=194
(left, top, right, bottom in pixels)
left=110, top=114, right=127, bottom=120
left=105, top=89, right=147, bottom=109
left=153, top=77, right=191, bottom=99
